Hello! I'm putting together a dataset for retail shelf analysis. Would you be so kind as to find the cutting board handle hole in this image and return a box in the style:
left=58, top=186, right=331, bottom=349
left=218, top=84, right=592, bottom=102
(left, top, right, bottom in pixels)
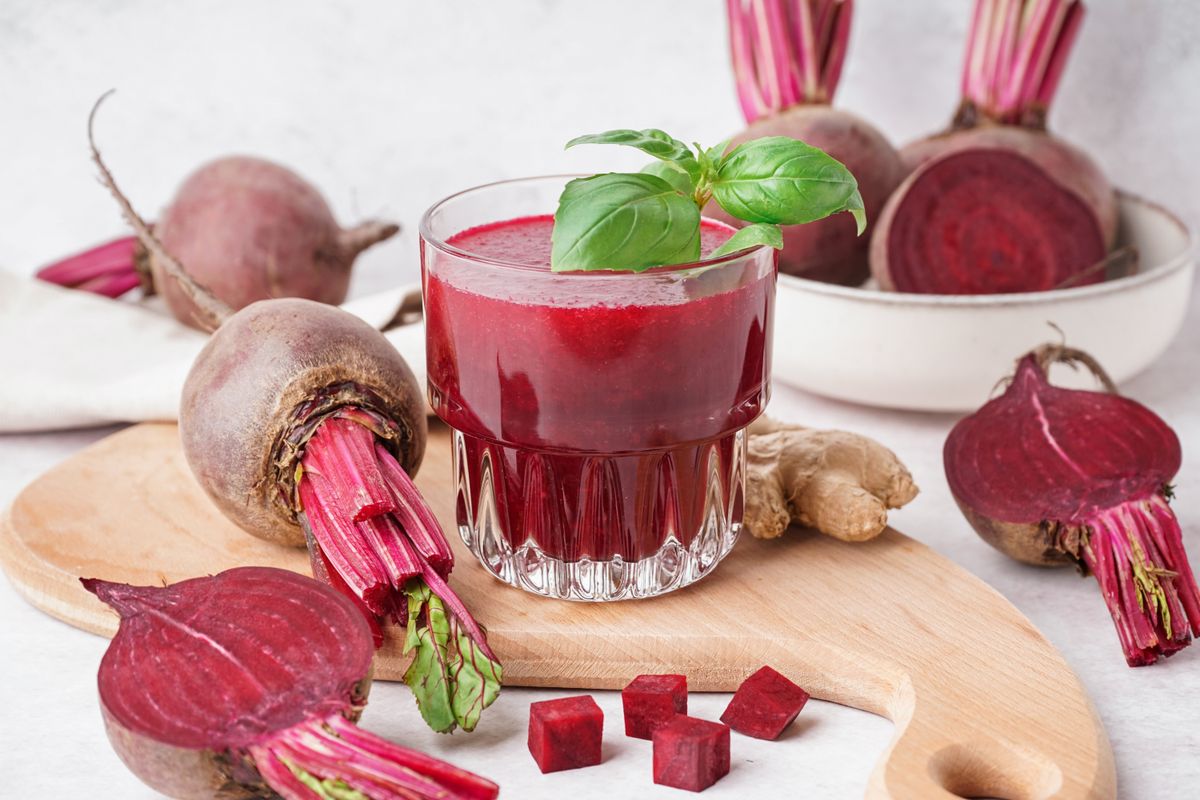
left=928, top=741, right=1064, bottom=800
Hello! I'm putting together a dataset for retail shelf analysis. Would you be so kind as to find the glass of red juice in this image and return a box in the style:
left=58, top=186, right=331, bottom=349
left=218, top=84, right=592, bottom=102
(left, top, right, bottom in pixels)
left=420, top=176, right=775, bottom=601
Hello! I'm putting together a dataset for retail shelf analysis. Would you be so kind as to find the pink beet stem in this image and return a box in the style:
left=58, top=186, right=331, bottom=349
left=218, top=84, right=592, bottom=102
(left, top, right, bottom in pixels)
left=298, top=476, right=390, bottom=612
left=75, top=270, right=143, bottom=299
left=1079, top=494, right=1200, bottom=666
left=961, top=0, right=1082, bottom=123
left=35, top=235, right=140, bottom=294
left=358, top=514, right=423, bottom=590
left=377, top=442, right=455, bottom=576
left=727, top=0, right=852, bottom=123
left=419, top=561, right=498, bottom=663
left=305, top=418, right=397, bottom=522
left=254, top=714, right=499, bottom=800
left=1034, top=0, right=1084, bottom=110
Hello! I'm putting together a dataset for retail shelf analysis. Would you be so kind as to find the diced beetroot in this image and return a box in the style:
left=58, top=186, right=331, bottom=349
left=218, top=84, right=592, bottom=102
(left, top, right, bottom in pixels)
left=622, top=674, right=688, bottom=740
left=652, top=715, right=730, bottom=793
left=720, top=666, right=810, bottom=740
left=527, top=695, right=604, bottom=773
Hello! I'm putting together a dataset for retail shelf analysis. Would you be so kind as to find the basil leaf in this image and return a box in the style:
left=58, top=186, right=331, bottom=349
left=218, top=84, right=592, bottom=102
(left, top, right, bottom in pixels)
left=567, top=128, right=701, bottom=184
left=551, top=173, right=701, bottom=272
left=709, top=223, right=784, bottom=258
left=712, top=136, right=867, bottom=233
left=641, top=160, right=694, bottom=195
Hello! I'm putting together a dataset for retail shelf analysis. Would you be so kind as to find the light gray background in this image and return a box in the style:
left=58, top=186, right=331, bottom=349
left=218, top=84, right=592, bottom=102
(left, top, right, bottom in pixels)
left=2, top=1, right=1198, bottom=797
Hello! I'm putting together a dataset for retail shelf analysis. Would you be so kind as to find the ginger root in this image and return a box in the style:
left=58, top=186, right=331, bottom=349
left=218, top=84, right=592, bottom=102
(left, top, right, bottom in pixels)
left=745, top=416, right=918, bottom=542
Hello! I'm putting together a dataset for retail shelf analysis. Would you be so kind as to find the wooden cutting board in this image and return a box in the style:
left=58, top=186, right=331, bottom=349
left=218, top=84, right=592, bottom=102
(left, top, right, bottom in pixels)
left=0, top=422, right=1114, bottom=799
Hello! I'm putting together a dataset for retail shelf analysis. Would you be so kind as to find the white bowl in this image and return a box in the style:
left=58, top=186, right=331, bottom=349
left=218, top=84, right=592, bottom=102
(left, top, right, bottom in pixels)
left=773, top=192, right=1195, bottom=412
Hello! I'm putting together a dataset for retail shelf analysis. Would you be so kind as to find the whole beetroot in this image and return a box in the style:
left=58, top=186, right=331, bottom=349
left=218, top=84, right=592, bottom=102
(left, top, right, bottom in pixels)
left=37, top=140, right=397, bottom=329
left=89, top=96, right=501, bottom=734
left=708, top=0, right=904, bottom=286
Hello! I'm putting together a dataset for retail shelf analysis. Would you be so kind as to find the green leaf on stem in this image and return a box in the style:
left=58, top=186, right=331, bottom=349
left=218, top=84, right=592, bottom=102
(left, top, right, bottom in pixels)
left=567, top=128, right=701, bottom=184
left=402, top=581, right=502, bottom=733
left=551, top=173, right=701, bottom=272
left=712, top=136, right=866, bottom=233
left=709, top=223, right=784, bottom=258
left=641, top=160, right=695, bottom=195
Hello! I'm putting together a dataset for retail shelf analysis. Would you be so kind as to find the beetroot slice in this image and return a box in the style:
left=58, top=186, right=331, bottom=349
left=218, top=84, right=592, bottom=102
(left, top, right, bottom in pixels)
left=84, top=567, right=499, bottom=800
left=652, top=715, right=731, bottom=793
left=623, top=673, right=688, bottom=740
left=720, top=665, right=810, bottom=740
left=873, top=149, right=1107, bottom=294
left=527, top=695, right=604, bottom=773
left=945, top=347, right=1200, bottom=666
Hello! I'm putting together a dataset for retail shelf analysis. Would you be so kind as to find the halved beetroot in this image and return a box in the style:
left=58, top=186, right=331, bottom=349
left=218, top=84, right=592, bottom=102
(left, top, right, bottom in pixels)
left=871, top=148, right=1107, bottom=294
left=528, top=695, right=604, bottom=773
left=622, top=674, right=688, bottom=740
left=652, top=715, right=731, bottom=793
left=720, top=666, right=810, bottom=740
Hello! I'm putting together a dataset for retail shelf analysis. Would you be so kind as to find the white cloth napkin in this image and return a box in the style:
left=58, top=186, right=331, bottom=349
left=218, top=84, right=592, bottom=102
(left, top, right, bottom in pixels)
left=0, top=270, right=427, bottom=432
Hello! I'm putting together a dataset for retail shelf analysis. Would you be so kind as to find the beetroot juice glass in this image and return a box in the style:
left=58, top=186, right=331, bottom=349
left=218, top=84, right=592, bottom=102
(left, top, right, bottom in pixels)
left=421, top=176, right=775, bottom=601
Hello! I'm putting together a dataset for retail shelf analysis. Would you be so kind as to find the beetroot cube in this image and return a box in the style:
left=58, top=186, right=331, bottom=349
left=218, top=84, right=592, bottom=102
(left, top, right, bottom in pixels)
left=622, top=673, right=688, bottom=739
left=652, top=715, right=730, bottom=792
left=528, top=695, right=603, bottom=773
left=720, top=665, right=810, bottom=740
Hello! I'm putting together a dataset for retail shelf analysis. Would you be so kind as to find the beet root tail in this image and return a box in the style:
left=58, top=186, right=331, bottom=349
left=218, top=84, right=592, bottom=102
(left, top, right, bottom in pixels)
left=1079, top=493, right=1200, bottom=666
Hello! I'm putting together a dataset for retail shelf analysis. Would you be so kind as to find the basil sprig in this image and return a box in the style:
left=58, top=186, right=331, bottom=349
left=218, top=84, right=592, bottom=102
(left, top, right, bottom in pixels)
left=551, top=128, right=865, bottom=272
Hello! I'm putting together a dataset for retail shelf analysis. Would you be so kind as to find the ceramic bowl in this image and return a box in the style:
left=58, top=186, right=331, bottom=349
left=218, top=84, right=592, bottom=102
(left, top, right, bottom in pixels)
left=772, top=192, right=1195, bottom=412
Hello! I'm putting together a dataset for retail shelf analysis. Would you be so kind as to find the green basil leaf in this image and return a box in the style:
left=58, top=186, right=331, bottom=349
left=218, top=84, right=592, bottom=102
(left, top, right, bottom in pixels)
left=712, top=136, right=867, bottom=232
left=709, top=223, right=784, bottom=258
left=567, top=128, right=701, bottom=183
left=641, top=159, right=694, bottom=195
left=551, top=173, right=701, bottom=272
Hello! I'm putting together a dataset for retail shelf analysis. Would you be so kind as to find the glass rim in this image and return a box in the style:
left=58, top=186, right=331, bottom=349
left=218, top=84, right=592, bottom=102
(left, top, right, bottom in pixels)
left=418, top=174, right=772, bottom=276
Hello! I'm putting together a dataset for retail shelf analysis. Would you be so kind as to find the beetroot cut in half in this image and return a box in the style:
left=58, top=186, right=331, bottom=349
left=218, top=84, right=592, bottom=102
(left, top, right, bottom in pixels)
left=945, top=344, right=1200, bottom=666
left=83, top=567, right=499, bottom=800
left=709, top=0, right=904, bottom=285
left=870, top=148, right=1107, bottom=294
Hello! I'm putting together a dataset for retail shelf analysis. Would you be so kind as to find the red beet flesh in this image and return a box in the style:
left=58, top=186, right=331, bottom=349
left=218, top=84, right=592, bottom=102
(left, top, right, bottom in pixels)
left=83, top=567, right=499, bottom=800
left=871, top=149, right=1107, bottom=294
left=622, top=674, right=688, bottom=740
left=528, top=695, right=604, bottom=774
left=720, top=666, right=810, bottom=740
left=652, top=715, right=731, bottom=793
left=945, top=349, right=1200, bottom=665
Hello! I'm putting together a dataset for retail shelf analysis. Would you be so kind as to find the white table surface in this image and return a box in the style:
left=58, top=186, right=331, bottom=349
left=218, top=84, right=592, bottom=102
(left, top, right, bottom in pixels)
left=2, top=1, right=1199, bottom=797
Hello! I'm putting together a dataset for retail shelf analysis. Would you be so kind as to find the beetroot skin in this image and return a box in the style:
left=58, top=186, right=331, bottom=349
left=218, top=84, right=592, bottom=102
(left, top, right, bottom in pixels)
left=870, top=148, right=1107, bottom=294
left=37, top=155, right=398, bottom=329
left=715, top=0, right=903, bottom=285
left=622, top=674, right=688, bottom=740
left=945, top=345, right=1200, bottom=666
left=720, top=666, right=810, bottom=740
left=83, top=567, right=499, bottom=800
left=528, top=695, right=604, bottom=774
left=652, top=715, right=731, bottom=793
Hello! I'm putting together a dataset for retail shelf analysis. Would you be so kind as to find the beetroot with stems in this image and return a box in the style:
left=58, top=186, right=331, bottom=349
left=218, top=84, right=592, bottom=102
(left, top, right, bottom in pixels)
left=945, top=344, right=1200, bottom=666
left=720, top=665, right=810, bottom=740
left=652, top=715, right=731, bottom=793
left=873, top=0, right=1117, bottom=295
left=707, top=0, right=904, bottom=285
left=87, top=97, right=500, bottom=733
left=527, top=696, right=604, bottom=774
left=38, top=147, right=398, bottom=330
left=622, top=674, right=688, bottom=740
left=84, top=567, right=498, bottom=800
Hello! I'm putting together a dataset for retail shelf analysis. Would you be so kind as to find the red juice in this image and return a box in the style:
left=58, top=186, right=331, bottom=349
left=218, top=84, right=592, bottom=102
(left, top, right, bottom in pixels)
left=423, top=210, right=775, bottom=600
